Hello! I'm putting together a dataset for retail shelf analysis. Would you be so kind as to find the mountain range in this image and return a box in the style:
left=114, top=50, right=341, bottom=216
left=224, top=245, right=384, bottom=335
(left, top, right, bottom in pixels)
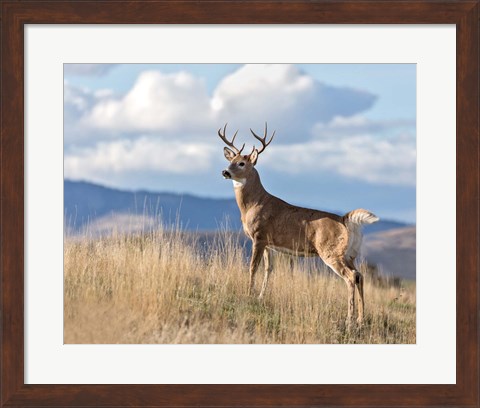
left=65, top=180, right=408, bottom=234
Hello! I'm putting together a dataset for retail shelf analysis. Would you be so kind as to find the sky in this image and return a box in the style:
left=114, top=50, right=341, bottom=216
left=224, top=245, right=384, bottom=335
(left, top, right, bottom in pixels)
left=64, top=63, right=416, bottom=223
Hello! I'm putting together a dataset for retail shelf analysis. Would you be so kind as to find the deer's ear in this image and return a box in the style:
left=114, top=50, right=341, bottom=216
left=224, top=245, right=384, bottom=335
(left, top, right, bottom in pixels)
left=224, top=147, right=236, bottom=162
left=249, top=149, right=259, bottom=165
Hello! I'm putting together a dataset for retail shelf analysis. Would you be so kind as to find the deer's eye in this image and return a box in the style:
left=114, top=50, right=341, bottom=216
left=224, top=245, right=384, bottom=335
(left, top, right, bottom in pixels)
left=239, top=162, right=245, bottom=167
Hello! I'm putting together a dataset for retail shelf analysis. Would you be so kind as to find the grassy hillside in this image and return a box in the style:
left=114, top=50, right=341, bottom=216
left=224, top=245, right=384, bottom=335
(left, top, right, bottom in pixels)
left=64, top=226, right=416, bottom=344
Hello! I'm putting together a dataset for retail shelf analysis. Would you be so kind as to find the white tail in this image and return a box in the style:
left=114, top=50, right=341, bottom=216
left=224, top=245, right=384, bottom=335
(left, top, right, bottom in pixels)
left=344, top=209, right=379, bottom=225
left=343, top=209, right=379, bottom=273
left=218, top=123, right=379, bottom=327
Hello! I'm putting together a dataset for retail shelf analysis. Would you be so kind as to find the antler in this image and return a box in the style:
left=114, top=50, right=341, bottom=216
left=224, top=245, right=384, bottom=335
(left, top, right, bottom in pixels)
left=218, top=123, right=245, bottom=155
left=250, top=122, right=275, bottom=155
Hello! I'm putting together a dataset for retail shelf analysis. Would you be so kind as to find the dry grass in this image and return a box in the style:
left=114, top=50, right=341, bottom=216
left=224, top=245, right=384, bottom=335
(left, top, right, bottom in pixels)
left=64, top=226, right=416, bottom=344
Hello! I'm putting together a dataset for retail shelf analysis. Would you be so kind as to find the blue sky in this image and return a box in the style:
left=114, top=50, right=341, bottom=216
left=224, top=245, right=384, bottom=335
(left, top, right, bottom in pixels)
left=64, top=63, right=416, bottom=223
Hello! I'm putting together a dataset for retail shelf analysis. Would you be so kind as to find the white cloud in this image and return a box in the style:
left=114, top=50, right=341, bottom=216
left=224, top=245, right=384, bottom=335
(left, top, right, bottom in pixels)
left=313, top=114, right=415, bottom=138
left=64, top=82, right=117, bottom=144
left=212, top=65, right=376, bottom=141
left=66, top=64, right=376, bottom=144
left=64, top=64, right=119, bottom=76
left=64, top=83, right=96, bottom=119
left=211, top=64, right=314, bottom=114
left=64, top=84, right=96, bottom=143
left=261, top=129, right=416, bottom=186
left=63, top=64, right=415, bottom=187
left=64, top=137, right=217, bottom=181
left=87, top=71, right=214, bottom=133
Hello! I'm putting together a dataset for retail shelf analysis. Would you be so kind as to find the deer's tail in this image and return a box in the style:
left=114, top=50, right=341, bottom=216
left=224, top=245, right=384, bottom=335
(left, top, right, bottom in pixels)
left=343, top=209, right=379, bottom=263
left=343, top=209, right=379, bottom=226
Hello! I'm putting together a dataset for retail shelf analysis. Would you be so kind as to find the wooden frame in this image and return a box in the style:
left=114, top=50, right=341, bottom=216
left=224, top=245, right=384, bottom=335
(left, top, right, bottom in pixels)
left=1, top=1, right=478, bottom=407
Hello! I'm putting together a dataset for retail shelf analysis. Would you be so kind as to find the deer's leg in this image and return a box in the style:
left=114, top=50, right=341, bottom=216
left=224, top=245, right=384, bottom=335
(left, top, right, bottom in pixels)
left=355, top=272, right=364, bottom=324
left=346, top=279, right=355, bottom=327
left=258, top=249, right=273, bottom=299
left=346, top=258, right=364, bottom=325
left=325, top=259, right=357, bottom=327
left=249, top=242, right=265, bottom=296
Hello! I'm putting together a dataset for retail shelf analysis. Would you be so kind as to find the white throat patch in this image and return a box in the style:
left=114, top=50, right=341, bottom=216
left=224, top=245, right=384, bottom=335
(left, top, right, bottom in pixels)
left=232, top=178, right=247, bottom=188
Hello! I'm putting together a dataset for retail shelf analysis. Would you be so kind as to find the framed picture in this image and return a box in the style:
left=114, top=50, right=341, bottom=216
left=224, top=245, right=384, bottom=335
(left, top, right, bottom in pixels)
left=1, top=1, right=478, bottom=407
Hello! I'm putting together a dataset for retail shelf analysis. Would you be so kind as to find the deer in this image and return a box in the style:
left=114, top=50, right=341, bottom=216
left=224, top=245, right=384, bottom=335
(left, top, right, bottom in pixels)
left=218, top=123, right=379, bottom=326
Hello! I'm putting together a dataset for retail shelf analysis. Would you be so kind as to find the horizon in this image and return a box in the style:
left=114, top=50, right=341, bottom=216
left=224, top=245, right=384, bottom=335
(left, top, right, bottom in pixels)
left=64, top=178, right=414, bottom=225
left=64, top=63, right=416, bottom=223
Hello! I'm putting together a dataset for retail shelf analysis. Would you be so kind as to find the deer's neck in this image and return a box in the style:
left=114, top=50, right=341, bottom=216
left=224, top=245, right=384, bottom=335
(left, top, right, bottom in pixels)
left=233, top=169, right=269, bottom=214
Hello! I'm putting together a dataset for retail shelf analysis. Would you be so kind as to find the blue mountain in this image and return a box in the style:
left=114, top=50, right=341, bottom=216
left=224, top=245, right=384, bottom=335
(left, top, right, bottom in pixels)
left=64, top=180, right=408, bottom=234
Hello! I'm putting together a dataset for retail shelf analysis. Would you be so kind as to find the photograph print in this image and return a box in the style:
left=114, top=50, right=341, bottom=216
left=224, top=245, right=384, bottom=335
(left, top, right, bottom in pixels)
left=64, top=63, right=416, bottom=344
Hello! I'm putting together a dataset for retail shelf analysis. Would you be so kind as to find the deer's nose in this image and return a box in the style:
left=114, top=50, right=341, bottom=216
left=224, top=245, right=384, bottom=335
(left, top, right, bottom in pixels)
left=222, top=170, right=231, bottom=179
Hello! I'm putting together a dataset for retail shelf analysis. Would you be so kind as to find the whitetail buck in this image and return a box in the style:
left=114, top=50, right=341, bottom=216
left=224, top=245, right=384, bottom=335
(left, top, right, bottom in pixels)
left=218, top=123, right=379, bottom=326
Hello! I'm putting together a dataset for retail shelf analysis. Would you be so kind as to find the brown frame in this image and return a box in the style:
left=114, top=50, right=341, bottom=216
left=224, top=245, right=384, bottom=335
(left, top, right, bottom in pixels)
left=1, top=1, right=479, bottom=407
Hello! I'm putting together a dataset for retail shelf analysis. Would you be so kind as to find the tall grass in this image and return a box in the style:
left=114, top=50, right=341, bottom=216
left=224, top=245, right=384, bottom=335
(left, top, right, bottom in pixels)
left=64, top=224, right=416, bottom=344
